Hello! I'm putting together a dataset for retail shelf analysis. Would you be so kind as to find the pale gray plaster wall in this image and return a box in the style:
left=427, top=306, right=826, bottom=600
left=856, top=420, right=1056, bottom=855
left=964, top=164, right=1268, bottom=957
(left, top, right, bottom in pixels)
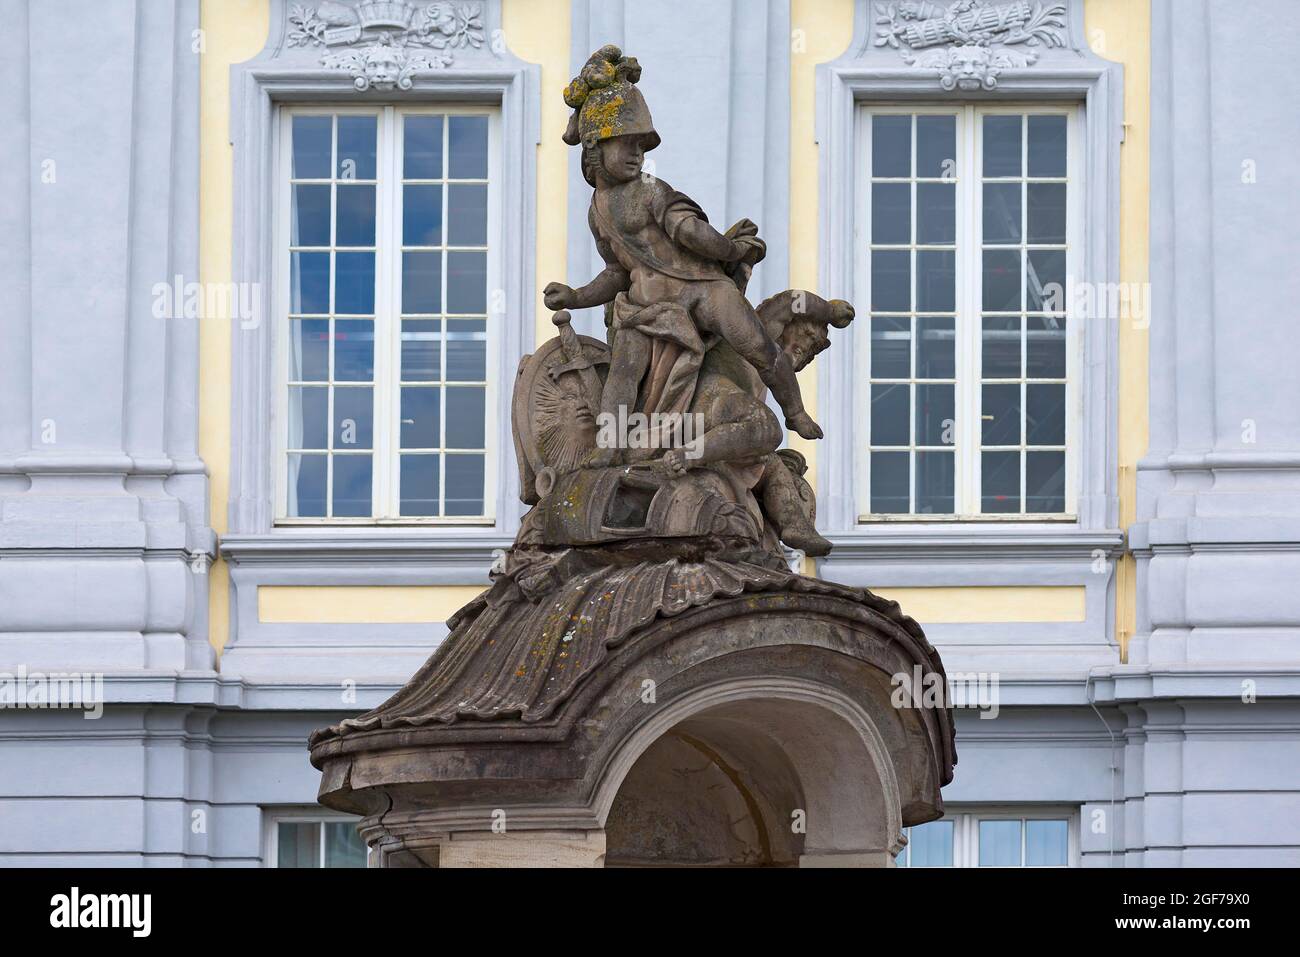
left=1111, top=0, right=1300, bottom=867
left=1134, top=0, right=1300, bottom=666
left=0, top=0, right=212, bottom=674
left=3, top=0, right=1300, bottom=869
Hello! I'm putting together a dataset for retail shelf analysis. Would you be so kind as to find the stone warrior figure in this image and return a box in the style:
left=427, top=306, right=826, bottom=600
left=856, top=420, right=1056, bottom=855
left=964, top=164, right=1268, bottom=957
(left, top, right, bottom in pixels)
left=535, top=45, right=853, bottom=557
left=543, top=45, right=824, bottom=456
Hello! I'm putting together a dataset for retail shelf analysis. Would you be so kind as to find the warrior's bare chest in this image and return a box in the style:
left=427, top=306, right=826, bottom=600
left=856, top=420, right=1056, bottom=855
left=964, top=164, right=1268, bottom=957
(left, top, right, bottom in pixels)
left=595, top=189, right=655, bottom=233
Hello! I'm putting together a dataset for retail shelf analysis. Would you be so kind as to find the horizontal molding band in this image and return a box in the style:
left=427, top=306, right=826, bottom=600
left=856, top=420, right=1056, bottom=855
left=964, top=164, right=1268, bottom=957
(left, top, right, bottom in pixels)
left=219, top=532, right=513, bottom=566
left=0, top=548, right=202, bottom=560
left=1130, top=517, right=1300, bottom=551
left=0, top=668, right=1291, bottom=712
left=1139, top=451, right=1300, bottom=472
left=0, top=454, right=208, bottom=476
left=822, top=529, right=1125, bottom=563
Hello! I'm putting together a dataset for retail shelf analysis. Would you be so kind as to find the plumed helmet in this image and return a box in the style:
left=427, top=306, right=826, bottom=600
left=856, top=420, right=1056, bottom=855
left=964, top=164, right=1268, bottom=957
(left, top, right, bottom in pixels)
left=562, top=45, right=660, bottom=151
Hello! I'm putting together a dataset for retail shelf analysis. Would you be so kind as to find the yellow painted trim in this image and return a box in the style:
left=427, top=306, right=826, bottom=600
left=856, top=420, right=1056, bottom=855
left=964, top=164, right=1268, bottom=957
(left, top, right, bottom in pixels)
left=1086, top=0, right=1150, bottom=662
left=501, top=0, right=571, bottom=346
left=791, top=0, right=855, bottom=576
left=257, top=585, right=486, bottom=624
left=870, top=586, right=1087, bottom=624
left=200, top=0, right=270, bottom=655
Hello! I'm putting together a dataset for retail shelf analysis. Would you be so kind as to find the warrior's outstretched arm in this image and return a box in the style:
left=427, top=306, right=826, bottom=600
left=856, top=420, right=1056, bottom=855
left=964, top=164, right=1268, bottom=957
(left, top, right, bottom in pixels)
left=543, top=217, right=632, bottom=312
left=563, top=264, right=631, bottom=308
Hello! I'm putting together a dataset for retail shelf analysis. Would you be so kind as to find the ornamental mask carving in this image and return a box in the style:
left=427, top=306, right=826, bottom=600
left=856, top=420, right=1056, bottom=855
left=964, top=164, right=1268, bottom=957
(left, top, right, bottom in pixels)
left=285, top=0, right=488, bottom=89
left=874, top=0, right=1068, bottom=90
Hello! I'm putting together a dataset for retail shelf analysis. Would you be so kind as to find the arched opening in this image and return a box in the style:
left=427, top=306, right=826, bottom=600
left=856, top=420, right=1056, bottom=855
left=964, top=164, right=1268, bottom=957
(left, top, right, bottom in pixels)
left=603, top=695, right=900, bottom=868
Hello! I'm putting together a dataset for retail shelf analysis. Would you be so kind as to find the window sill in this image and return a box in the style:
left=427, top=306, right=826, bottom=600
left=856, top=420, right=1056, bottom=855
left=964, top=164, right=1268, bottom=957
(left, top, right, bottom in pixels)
left=821, top=525, right=1124, bottom=564
left=220, top=528, right=513, bottom=570
left=273, top=518, right=498, bottom=527
left=857, top=514, right=1079, bottom=524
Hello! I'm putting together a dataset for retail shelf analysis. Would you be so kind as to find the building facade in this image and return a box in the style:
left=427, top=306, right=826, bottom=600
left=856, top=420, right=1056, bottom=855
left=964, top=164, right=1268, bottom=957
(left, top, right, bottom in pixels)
left=1, top=0, right=1298, bottom=866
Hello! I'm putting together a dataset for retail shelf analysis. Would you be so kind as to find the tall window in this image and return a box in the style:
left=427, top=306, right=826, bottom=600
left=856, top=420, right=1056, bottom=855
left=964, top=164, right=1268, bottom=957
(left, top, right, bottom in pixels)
left=858, top=106, right=1079, bottom=520
left=896, top=808, right=1076, bottom=868
left=277, top=106, right=498, bottom=522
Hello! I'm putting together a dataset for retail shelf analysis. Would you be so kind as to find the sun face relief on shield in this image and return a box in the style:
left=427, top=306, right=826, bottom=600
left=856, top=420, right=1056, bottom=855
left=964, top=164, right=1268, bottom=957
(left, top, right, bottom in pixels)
left=541, top=45, right=823, bottom=470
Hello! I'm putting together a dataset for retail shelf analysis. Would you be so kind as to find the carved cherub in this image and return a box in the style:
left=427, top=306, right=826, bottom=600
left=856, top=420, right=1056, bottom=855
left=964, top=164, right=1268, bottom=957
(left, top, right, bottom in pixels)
left=542, top=45, right=823, bottom=472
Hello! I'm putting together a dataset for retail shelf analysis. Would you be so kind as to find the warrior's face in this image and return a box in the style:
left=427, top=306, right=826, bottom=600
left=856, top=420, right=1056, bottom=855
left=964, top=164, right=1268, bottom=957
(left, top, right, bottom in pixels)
left=597, top=135, right=645, bottom=184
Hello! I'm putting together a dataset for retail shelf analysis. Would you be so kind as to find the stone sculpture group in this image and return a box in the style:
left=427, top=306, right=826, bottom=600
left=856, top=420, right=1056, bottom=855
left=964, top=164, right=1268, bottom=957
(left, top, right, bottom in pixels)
left=308, top=47, right=955, bottom=867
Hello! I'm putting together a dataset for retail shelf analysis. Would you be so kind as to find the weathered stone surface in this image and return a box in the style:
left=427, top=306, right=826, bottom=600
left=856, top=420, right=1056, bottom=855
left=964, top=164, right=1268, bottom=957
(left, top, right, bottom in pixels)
left=312, top=556, right=949, bottom=732
left=309, top=43, right=956, bottom=867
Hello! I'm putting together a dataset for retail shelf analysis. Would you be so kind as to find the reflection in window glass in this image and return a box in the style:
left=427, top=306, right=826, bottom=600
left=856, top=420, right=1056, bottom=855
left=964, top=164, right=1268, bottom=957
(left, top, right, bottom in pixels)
left=400, top=454, right=440, bottom=517
left=448, top=115, right=489, bottom=178
left=979, top=819, right=1022, bottom=866
left=291, top=116, right=331, bottom=179
left=445, top=454, right=486, bottom=517
left=336, top=115, right=377, bottom=179
left=276, top=822, right=320, bottom=868
left=898, top=813, right=1073, bottom=867
left=273, top=818, right=367, bottom=868
left=907, top=820, right=954, bottom=867
left=1025, top=819, right=1069, bottom=866
left=324, top=822, right=368, bottom=868
left=403, top=115, right=443, bottom=179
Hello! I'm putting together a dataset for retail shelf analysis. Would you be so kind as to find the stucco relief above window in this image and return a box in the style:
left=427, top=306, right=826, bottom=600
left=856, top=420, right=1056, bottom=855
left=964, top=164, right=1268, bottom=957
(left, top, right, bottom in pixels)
left=282, top=1, right=490, bottom=89
left=872, top=1, right=1069, bottom=91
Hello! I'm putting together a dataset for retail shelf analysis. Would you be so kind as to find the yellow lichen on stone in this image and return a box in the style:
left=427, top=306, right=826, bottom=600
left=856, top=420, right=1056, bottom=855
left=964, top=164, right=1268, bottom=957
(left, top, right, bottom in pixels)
left=583, top=93, right=626, bottom=142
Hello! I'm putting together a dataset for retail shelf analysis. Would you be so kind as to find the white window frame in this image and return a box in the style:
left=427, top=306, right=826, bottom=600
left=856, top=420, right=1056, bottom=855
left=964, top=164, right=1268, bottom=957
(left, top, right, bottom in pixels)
left=262, top=807, right=369, bottom=868
left=899, top=805, right=1080, bottom=868
left=854, top=103, right=1085, bottom=523
left=272, top=103, right=502, bottom=526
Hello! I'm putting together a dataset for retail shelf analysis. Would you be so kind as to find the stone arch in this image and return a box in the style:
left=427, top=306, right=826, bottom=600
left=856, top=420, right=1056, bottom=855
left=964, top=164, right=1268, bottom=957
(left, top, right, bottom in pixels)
left=595, top=681, right=903, bottom=867
left=310, top=578, right=955, bottom=868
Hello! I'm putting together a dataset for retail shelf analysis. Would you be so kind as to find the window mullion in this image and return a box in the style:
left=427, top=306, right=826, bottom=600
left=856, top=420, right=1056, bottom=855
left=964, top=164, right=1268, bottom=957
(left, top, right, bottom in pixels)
left=1020, top=114, right=1030, bottom=513
left=439, top=117, right=450, bottom=518
left=962, top=105, right=981, bottom=517
left=376, top=106, right=400, bottom=519
left=908, top=115, right=917, bottom=515
left=326, top=114, right=338, bottom=519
